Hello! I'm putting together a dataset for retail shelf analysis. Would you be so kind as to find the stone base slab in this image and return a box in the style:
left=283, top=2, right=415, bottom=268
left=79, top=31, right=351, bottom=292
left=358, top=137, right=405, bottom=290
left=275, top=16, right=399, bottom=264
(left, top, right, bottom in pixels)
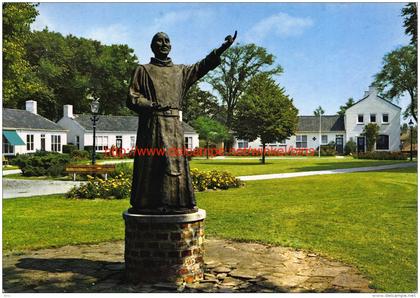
left=123, top=209, right=206, bottom=284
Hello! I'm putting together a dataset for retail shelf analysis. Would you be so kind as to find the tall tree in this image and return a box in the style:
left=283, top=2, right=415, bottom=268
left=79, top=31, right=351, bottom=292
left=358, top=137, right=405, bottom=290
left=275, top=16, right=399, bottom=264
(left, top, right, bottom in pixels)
left=362, top=123, right=380, bottom=152
left=192, top=116, right=229, bottom=159
left=182, top=82, right=222, bottom=124
left=3, top=3, right=43, bottom=108
left=374, top=45, right=417, bottom=122
left=337, top=98, right=355, bottom=116
left=402, top=3, right=417, bottom=48
left=206, top=43, right=283, bottom=149
left=313, top=106, right=325, bottom=116
left=233, top=73, right=298, bottom=164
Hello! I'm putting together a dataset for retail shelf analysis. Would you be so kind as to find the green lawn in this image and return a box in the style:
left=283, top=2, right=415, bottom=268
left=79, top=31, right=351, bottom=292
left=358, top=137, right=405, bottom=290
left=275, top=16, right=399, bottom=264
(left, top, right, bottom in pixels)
left=3, top=167, right=417, bottom=292
left=2, top=165, right=19, bottom=170
left=189, top=157, right=411, bottom=176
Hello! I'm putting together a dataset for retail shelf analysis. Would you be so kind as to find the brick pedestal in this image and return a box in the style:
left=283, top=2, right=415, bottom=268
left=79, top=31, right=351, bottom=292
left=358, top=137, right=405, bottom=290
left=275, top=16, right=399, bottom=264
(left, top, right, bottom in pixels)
left=123, top=209, right=206, bottom=284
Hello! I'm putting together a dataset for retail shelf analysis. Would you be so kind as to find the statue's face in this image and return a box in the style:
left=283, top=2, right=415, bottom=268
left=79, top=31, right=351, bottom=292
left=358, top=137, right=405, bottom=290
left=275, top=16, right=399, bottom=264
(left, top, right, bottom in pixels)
left=151, top=32, right=171, bottom=58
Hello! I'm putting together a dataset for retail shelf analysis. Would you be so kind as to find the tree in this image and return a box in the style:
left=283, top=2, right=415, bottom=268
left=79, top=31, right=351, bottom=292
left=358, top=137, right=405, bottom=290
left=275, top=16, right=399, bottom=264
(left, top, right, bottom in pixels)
left=313, top=106, right=325, bottom=116
left=206, top=43, right=283, bottom=150
left=402, top=3, right=417, bottom=48
left=374, top=45, right=417, bottom=122
left=233, top=73, right=298, bottom=164
left=192, top=116, right=229, bottom=159
left=362, top=123, right=380, bottom=152
left=337, top=98, right=355, bottom=116
left=3, top=3, right=44, bottom=108
left=182, top=82, right=222, bottom=123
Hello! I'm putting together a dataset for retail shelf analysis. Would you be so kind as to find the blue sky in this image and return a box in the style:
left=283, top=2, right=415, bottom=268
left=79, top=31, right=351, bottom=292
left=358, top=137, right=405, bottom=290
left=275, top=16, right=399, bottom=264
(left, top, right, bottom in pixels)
left=32, top=2, right=411, bottom=117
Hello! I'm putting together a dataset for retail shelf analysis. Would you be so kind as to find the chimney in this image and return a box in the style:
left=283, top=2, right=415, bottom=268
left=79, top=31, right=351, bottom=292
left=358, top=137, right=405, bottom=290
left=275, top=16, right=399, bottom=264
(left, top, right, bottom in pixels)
left=63, top=104, right=74, bottom=118
left=368, top=85, right=378, bottom=97
left=25, top=100, right=37, bottom=114
left=363, top=91, right=369, bottom=97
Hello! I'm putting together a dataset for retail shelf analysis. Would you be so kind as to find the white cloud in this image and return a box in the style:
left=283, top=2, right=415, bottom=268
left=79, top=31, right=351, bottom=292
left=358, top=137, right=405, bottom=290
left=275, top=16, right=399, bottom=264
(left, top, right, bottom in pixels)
left=245, top=12, right=313, bottom=42
left=85, top=24, right=130, bottom=45
left=31, top=12, right=54, bottom=31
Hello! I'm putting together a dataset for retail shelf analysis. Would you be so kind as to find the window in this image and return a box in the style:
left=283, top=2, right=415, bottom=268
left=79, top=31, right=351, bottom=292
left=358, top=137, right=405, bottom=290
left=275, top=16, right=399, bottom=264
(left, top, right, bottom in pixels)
left=357, top=114, right=364, bottom=123
left=322, top=135, right=328, bottom=144
left=51, top=135, right=61, bottom=152
left=382, top=113, right=389, bottom=123
left=296, top=135, right=307, bottom=148
left=370, top=114, right=376, bottom=123
left=237, top=140, right=248, bottom=149
left=184, top=137, right=193, bottom=149
left=40, top=134, right=46, bottom=151
left=130, top=136, right=136, bottom=148
left=3, top=136, right=14, bottom=154
left=26, top=134, right=34, bottom=151
left=116, top=136, right=122, bottom=149
left=95, top=136, right=109, bottom=151
left=75, top=136, right=80, bottom=149
left=376, top=135, right=389, bottom=150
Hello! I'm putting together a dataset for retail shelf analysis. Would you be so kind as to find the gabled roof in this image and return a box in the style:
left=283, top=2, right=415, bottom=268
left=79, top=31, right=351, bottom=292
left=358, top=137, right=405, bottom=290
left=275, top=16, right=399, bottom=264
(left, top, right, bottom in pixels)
left=73, top=114, right=197, bottom=134
left=350, top=94, right=401, bottom=110
left=298, top=115, right=345, bottom=132
left=3, top=109, right=66, bottom=131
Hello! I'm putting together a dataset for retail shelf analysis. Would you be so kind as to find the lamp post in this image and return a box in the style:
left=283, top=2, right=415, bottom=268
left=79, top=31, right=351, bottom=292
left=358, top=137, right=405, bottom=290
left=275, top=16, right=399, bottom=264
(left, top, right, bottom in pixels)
left=89, top=95, right=100, bottom=165
left=408, top=119, right=414, bottom=161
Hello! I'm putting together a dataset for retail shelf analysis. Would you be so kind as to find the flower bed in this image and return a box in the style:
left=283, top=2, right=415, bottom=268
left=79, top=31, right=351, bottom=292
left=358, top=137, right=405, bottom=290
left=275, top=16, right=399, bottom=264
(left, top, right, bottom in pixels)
left=190, top=168, right=243, bottom=192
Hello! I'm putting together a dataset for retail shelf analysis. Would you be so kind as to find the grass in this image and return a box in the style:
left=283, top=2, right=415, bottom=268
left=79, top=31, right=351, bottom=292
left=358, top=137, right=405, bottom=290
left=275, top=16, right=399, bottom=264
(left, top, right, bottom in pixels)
left=2, top=165, right=19, bottom=170
left=190, top=156, right=411, bottom=176
left=3, top=167, right=417, bottom=292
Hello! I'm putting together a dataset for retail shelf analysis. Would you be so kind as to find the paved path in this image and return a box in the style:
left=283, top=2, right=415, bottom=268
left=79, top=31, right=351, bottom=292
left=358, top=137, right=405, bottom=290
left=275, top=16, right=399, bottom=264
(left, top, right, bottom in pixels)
left=3, top=238, right=373, bottom=293
left=2, top=179, right=83, bottom=199
left=237, top=162, right=416, bottom=181
left=2, top=169, right=22, bottom=176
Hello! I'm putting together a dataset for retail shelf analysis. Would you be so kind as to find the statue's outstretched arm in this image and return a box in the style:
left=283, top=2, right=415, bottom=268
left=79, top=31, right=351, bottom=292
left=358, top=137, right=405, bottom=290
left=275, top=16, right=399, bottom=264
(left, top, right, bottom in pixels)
left=215, top=30, right=237, bottom=56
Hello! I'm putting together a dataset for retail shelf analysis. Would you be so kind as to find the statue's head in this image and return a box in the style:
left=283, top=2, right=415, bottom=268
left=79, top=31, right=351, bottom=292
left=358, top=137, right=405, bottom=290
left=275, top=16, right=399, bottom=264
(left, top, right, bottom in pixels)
left=151, top=32, right=171, bottom=59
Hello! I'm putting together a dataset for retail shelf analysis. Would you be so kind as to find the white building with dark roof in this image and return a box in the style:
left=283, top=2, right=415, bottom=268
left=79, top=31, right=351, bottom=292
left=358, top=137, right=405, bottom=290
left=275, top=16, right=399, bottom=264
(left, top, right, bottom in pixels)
left=57, top=104, right=199, bottom=152
left=233, top=86, right=401, bottom=153
left=2, top=100, right=68, bottom=156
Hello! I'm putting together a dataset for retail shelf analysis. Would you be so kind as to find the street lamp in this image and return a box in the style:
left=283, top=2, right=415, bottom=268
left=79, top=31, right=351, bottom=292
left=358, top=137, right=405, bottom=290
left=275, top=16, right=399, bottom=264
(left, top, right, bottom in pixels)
left=408, top=119, right=414, bottom=161
left=89, top=95, right=100, bottom=165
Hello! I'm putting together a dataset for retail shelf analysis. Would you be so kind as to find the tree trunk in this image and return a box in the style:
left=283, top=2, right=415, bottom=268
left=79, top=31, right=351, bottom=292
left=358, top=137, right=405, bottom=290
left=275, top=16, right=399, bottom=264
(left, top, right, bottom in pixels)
left=261, top=143, right=266, bottom=164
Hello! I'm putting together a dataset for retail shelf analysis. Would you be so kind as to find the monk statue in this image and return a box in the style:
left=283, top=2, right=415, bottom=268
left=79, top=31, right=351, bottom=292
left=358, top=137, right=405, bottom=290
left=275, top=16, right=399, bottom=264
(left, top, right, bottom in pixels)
left=127, top=31, right=237, bottom=214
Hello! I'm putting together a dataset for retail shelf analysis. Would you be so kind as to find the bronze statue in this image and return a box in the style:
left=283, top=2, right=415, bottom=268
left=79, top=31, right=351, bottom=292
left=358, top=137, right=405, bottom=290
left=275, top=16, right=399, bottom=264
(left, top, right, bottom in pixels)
left=127, top=31, right=237, bottom=214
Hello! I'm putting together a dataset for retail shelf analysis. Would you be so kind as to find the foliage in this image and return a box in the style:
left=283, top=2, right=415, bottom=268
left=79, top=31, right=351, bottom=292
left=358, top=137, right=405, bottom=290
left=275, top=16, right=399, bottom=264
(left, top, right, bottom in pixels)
left=402, top=3, right=417, bottom=48
left=13, top=151, right=70, bottom=177
left=313, top=106, right=325, bottom=116
left=233, top=73, right=298, bottom=163
left=190, top=168, right=243, bottom=192
left=67, top=173, right=131, bottom=200
left=192, top=116, right=229, bottom=158
left=206, top=43, right=283, bottom=149
left=62, top=144, right=78, bottom=154
left=2, top=3, right=44, bottom=108
left=183, top=82, right=223, bottom=123
left=374, top=46, right=417, bottom=122
left=337, top=98, right=355, bottom=116
left=319, top=142, right=337, bottom=156
left=355, top=151, right=408, bottom=160
left=362, top=123, right=380, bottom=152
left=70, top=149, right=90, bottom=161
left=109, top=162, right=133, bottom=178
left=344, top=139, right=357, bottom=155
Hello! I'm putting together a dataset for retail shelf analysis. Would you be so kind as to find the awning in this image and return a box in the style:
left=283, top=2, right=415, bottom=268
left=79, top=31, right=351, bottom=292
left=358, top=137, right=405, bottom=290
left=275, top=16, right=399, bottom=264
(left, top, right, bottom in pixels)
left=3, top=130, right=25, bottom=146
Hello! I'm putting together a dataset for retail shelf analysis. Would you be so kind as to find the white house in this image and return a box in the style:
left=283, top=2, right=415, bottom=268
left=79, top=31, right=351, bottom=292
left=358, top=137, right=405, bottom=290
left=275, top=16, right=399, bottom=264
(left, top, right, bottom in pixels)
left=2, top=100, right=68, bottom=156
left=233, top=86, right=401, bottom=153
left=57, top=105, right=199, bottom=152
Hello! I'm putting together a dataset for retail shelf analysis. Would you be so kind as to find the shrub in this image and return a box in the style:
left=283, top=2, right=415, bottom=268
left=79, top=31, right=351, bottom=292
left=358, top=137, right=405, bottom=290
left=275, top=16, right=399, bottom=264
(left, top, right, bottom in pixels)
left=62, top=144, right=78, bottom=154
left=317, top=142, right=337, bottom=156
left=354, top=151, right=408, bottom=160
left=344, top=139, right=357, bottom=155
left=14, top=151, right=70, bottom=177
left=67, top=173, right=131, bottom=200
left=109, top=162, right=133, bottom=178
left=190, top=168, right=243, bottom=191
left=70, top=149, right=90, bottom=161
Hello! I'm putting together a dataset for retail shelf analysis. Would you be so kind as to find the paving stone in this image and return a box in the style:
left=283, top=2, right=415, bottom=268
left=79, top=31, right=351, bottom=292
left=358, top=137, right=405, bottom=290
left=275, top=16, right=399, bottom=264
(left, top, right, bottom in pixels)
left=222, top=277, right=243, bottom=287
left=216, top=273, right=227, bottom=280
left=229, top=269, right=257, bottom=279
left=213, top=266, right=231, bottom=273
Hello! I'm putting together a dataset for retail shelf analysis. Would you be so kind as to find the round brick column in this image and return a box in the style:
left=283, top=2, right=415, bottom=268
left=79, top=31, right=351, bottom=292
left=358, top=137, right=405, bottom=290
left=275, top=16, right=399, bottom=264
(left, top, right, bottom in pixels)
left=123, top=209, right=206, bottom=285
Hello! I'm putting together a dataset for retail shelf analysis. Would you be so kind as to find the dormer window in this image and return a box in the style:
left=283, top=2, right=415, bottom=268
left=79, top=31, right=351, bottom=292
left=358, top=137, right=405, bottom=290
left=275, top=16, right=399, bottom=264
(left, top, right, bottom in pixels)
left=382, top=113, right=389, bottom=123
left=357, top=114, right=364, bottom=124
left=370, top=114, right=376, bottom=123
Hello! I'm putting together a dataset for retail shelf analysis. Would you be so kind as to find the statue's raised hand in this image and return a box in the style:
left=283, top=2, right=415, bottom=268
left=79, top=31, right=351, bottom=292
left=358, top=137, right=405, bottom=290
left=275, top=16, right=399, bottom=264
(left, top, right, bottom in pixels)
left=223, top=30, right=237, bottom=48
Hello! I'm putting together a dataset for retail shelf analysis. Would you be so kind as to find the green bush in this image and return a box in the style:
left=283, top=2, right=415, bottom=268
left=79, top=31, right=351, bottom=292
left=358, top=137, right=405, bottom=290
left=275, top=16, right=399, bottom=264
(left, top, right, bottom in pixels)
left=67, top=173, right=131, bottom=200
left=109, top=162, right=133, bottom=178
left=354, top=151, right=408, bottom=160
left=318, top=142, right=337, bottom=156
left=344, top=139, right=357, bottom=155
left=190, top=168, right=243, bottom=191
left=70, top=149, right=90, bottom=161
left=62, top=144, right=78, bottom=154
left=14, top=151, right=71, bottom=177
